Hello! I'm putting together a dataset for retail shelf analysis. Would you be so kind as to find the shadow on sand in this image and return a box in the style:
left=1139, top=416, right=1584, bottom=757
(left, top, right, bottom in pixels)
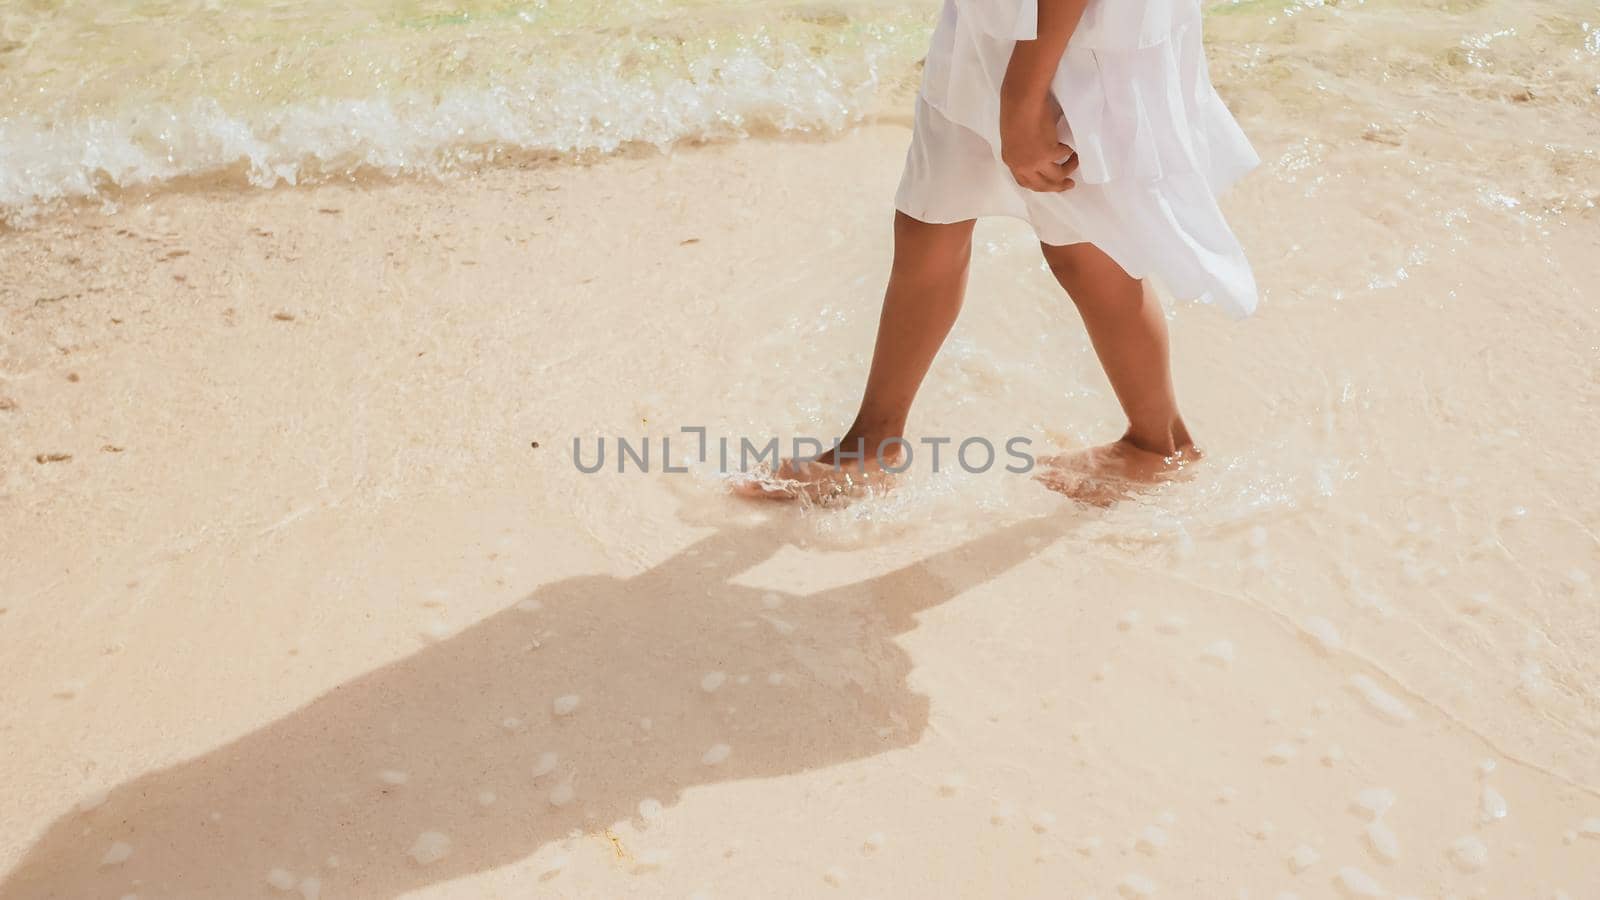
left=3, top=511, right=1071, bottom=898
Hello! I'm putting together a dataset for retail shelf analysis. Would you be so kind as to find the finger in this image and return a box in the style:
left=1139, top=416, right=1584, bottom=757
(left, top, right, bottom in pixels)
left=1011, top=169, right=1043, bottom=191
left=1029, top=167, right=1074, bottom=193
left=1034, top=164, right=1070, bottom=187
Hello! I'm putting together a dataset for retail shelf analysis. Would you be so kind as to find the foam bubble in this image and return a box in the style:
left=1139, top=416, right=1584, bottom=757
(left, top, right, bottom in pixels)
left=1288, top=845, right=1319, bottom=873
left=409, top=831, right=451, bottom=865
left=1334, top=866, right=1383, bottom=897
left=1365, top=821, right=1400, bottom=862
left=1117, top=874, right=1157, bottom=898
left=548, top=782, right=575, bottom=807
left=1300, top=617, right=1342, bottom=654
left=100, top=842, right=133, bottom=866
left=1449, top=835, right=1488, bottom=872
left=639, top=798, right=665, bottom=824
left=1351, top=787, right=1396, bottom=820
left=1348, top=675, right=1414, bottom=724
left=1480, top=785, right=1507, bottom=823
left=1201, top=640, right=1236, bottom=666
left=532, top=751, right=558, bottom=778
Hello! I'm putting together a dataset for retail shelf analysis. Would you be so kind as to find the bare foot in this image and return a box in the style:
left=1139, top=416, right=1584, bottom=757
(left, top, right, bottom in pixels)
left=732, top=440, right=903, bottom=505
left=1035, top=437, right=1202, bottom=506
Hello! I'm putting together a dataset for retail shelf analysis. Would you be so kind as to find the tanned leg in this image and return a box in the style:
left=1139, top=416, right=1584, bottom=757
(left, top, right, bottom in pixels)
left=737, top=212, right=976, bottom=500
left=1035, top=241, right=1199, bottom=502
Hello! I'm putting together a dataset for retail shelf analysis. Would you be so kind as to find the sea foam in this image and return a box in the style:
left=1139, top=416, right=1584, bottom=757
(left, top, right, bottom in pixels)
left=0, top=2, right=929, bottom=222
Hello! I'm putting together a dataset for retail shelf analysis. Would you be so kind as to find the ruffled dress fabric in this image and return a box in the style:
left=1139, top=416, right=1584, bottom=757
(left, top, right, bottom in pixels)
left=894, top=0, right=1261, bottom=318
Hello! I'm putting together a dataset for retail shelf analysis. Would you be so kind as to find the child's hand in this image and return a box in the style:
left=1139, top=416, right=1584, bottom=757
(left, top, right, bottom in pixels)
left=999, top=94, right=1078, bottom=193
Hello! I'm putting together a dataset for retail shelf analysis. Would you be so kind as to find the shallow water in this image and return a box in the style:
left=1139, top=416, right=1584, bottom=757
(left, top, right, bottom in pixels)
left=658, top=0, right=1600, bottom=788
left=5, top=0, right=1596, bottom=219
left=0, top=0, right=934, bottom=214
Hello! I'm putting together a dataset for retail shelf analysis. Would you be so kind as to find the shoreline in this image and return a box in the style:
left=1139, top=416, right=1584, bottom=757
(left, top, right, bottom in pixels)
left=0, top=107, right=920, bottom=233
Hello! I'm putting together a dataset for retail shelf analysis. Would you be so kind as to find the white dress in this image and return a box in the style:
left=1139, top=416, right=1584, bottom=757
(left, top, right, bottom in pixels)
left=894, top=0, right=1261, bottom=318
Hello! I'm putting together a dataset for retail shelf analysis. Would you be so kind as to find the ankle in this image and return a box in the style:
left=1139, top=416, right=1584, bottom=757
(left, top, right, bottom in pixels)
left=832, top=432, right=907, bottom=464
left=818, top=423, right=907, bottom=471
left=841, top=415, right=906, bottom=450
left=1122, top=417, right=1193, bottom=457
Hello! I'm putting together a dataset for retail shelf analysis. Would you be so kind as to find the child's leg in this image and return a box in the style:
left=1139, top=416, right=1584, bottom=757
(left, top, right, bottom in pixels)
left=837, top=212, right=977, bottom=455
left=739, top=212, right=974, bottom=498
left=1038, top=241, right=1197, bottom=480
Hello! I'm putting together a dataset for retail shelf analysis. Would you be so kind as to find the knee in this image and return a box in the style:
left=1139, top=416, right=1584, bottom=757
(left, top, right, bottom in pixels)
left=1043, top=249, right=1101, bottom=306
left=1043, top=250, right=1088, bottom=290
left=1042, top=245, right=1141, bottom=311
left=892, top=221, right=973, bottom=280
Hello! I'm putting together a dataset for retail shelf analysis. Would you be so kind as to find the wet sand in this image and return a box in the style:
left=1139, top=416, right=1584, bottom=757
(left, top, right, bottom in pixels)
left=2, top=116, right=1599, bottom=899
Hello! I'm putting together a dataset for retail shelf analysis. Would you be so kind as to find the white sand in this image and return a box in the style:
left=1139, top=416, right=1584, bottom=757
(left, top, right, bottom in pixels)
left=2, top=114, right=1598, bottom=899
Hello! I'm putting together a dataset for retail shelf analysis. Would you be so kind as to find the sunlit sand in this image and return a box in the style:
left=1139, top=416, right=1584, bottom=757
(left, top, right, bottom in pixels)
left=4, top=0, right=1599, bottom=897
